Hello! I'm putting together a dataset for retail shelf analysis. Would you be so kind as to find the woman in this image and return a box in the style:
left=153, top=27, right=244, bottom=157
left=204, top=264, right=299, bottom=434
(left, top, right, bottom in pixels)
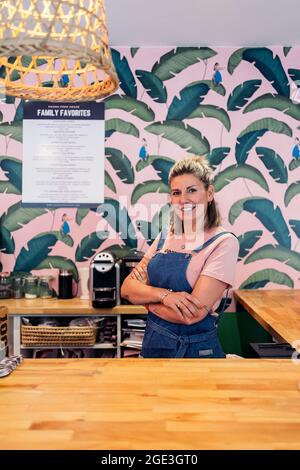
left=121, top=156, right=239, bottom=358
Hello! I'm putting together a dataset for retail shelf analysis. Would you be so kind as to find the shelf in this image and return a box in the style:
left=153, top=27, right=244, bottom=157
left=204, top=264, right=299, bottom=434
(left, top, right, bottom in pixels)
left=3, top=298, right=147, bottom=315
left=9, top=307, right=148, bottom=358
left=120, top=341, right=142, bottom=349
left=20, top=343, right=117, bottom=350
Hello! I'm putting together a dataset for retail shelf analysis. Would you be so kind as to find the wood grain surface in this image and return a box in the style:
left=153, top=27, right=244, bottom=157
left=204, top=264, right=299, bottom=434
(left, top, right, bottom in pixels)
left=1, top=298, right=147, bottom=315
left=0, top=358, right=300, bottom=450
left=234, top=289, right=300, bottom=346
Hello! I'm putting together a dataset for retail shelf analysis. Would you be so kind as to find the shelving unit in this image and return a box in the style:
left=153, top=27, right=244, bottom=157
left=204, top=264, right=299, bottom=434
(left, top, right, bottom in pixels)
left=18, top=313, right=120, bottom=358
left=120, top=316, right=146, bottom=357
left=1, top=298, right=147, bottom=358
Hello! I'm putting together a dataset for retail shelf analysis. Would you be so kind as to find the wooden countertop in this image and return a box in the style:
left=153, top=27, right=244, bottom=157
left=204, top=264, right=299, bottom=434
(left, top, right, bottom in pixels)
left=0, top=358, right=300, bottom=450
left=234, top=289, right=300, bottom=346
left=0, top=298, right=147, bottom=315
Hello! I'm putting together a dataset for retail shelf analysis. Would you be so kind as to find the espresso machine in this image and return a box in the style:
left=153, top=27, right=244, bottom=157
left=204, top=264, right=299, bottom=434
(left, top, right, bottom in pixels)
left=120, top=251, right=144, bottom=304
left=90, top=251, right=122, bottom=308
left=90, top=249, right=144, bottom=307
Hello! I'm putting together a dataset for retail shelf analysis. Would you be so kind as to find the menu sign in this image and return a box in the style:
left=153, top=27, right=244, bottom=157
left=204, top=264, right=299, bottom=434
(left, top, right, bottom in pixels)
left=22, top=101, right=104, bottom=207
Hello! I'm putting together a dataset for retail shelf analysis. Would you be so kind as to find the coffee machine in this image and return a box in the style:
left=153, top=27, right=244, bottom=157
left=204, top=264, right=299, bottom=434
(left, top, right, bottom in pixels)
left=120, top=251, right=144, bottom=304
left=90, top=251, right=122, bottom=308
left=90, top=249, right=144, bottom=307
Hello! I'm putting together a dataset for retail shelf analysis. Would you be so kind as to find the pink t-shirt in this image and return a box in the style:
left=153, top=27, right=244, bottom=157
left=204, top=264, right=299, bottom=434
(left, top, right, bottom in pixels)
left=144, top=226, right=239, bottom=290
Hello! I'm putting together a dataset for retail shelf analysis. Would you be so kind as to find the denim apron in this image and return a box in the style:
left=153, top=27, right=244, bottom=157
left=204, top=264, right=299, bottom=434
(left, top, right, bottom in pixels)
left=140, top=231, right=230, bottom=359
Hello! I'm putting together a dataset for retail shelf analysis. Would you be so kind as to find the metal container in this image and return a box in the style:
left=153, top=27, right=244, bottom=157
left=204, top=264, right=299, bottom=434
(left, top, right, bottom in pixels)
left=58, top=269, right=74, bottom=299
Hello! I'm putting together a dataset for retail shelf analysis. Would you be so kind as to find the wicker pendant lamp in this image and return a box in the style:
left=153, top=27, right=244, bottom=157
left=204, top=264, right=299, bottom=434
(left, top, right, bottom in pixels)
left=0, top=0, right=119, bottom=101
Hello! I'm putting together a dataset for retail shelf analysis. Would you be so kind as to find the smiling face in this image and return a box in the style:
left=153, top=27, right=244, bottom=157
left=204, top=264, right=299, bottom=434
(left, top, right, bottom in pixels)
left=170, top=173, right=214, bottom=230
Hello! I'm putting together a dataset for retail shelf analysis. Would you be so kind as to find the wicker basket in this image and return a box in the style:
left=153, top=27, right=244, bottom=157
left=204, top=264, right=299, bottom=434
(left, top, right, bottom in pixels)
left=21, top=325, right=97, bottom=346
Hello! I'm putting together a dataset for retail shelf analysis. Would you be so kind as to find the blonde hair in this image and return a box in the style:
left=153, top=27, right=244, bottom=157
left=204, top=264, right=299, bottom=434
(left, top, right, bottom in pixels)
left=169, top=155, right=221, bottom=229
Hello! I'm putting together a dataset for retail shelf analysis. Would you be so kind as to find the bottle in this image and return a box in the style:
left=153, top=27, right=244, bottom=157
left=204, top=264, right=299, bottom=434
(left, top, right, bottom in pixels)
left=58, top=269, right=74, bottom=299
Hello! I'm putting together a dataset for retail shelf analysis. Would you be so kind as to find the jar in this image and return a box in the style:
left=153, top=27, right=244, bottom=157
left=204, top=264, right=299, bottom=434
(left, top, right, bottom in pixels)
left=39, top=275, right=53, bottom=298
left=11, top=276, right=23, bottom=299
left=0, top=272, right=11, bottom=299
left=24, top=276, right=39, bottom=299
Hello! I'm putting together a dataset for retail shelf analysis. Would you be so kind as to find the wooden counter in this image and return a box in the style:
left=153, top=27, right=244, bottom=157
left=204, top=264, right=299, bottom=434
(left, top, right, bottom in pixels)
left=0, top=298, right=147, bottom=315
left=0, top=358, right=300, bottom=450
left=234, top=289, right=300, bottom=347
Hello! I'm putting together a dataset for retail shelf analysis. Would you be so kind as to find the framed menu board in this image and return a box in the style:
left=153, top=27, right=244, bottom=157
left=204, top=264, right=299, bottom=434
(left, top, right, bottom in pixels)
left=22, top=101, right=104, bottom=207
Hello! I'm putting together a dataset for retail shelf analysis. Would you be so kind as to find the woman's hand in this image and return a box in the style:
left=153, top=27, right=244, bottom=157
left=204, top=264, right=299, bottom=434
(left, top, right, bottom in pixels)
left=130, top=258, right=149, bottom=285
left=161, top=291, right=202, bottom=320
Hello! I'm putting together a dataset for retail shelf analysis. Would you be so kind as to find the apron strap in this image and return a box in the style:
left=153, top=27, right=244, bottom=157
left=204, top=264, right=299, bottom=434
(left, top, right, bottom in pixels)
left=157, top=230, right=237, bottom=253
left=192, top=231, right=232, bottom=253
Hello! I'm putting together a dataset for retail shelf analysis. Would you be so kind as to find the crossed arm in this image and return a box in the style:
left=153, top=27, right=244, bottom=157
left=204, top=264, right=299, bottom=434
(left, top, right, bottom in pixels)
left=120, top=257, right=228, bottom=325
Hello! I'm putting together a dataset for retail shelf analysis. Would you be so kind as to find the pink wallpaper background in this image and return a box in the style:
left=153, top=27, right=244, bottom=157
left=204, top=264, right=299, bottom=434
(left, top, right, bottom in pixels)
left=1, top=46, right=300, bottom=301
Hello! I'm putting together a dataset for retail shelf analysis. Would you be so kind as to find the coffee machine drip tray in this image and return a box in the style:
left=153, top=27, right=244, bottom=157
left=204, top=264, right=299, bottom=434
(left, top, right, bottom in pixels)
left=93, top=287, right=117, bottom=309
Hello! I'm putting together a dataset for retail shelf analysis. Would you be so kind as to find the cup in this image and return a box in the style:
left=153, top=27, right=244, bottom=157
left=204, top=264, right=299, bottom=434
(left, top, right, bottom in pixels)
left=78, top=267, right=89, bottom=300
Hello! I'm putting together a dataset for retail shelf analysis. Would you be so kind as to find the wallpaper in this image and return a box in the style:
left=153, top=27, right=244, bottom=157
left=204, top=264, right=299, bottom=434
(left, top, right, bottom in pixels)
left=1, top=46, right=300, bottom=295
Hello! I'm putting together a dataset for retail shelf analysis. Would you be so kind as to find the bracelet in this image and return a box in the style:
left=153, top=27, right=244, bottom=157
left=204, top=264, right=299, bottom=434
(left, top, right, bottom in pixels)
left=160, top=290, right=171, bottom=304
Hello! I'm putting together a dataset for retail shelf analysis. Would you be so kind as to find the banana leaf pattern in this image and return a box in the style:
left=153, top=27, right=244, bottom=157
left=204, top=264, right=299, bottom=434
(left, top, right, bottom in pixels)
left=1, top=46, right=300, bottom=299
